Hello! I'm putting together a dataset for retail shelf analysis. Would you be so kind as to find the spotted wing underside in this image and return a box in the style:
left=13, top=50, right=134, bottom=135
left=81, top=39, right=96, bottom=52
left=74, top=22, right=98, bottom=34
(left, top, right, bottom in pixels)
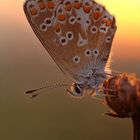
left=24, top=0, right=117, bottom=83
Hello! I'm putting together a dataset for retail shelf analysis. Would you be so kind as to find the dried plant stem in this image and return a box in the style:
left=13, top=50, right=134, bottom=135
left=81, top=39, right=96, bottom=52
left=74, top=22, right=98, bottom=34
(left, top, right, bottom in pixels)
left=132, top=114, right=140, bottom=140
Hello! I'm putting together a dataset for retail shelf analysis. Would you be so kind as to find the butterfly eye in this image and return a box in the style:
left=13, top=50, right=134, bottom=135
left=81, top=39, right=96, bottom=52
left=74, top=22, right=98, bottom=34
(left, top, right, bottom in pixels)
left=74, top=84, right=83, bottom=95
left=60, top=37, right=68, bottom=46
left=67, top=83, right=83, bottom=97
left=106, top=36, right=112, bottom=43
left=66, top=31, right=74, bottom=41
left=84, top=49, right=91, bottom=57
left=68, top=16, right=76, bottom=24
left=40, top=23, right=47, bottom=31
left=90, top=25, right=98, bottom=34
left=72, top=56, right=80, bottom=64
left=93, top=49, right=99, bottom=56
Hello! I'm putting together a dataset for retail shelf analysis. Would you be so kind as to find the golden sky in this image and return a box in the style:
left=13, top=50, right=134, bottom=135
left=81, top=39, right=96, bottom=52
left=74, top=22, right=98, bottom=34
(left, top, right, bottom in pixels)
left=101, top=0, right=140, bottom=60
left=0, top=0, right=140, bottom=60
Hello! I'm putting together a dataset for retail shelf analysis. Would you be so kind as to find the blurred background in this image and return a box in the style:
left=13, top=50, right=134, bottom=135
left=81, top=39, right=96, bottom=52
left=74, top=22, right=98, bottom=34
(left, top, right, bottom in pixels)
left=0, top=0, right=140, bottom=140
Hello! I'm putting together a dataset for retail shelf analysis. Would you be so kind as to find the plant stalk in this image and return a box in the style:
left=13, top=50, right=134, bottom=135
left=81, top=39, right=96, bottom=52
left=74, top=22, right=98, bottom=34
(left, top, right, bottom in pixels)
left=132, top=113, right=140, bottom=140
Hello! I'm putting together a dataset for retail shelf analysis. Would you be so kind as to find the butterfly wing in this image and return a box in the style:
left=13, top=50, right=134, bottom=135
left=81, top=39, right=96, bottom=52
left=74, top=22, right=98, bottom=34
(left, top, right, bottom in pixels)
left=24, top=0, right=117, bottom=84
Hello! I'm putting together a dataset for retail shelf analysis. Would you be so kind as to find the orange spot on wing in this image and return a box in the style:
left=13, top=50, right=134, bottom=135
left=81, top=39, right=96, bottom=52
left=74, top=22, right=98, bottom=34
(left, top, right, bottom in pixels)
left=83, top=6, right=92, bottom=13
left=64, top=3, right=73, bottom=11
left=38, top=2, right=46, bottom=10
left=106, top=20, right=113, bottom=26
left=74, top=2, right=82, bottom=9
left=102, top=18, right=108, bottom=23
left=29, top=7, right=38, bottom=15
left=58, top=14, right=66, bottom=21
left=102, top=19, right=113, bottom=26
left=93, top=12, right=102, bottom=20
left=47, top=1, right=55, bottom=10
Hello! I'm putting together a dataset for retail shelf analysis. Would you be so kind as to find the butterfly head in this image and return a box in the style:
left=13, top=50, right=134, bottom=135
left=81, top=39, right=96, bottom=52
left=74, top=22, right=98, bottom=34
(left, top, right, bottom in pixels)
left=67, top=83, right=84, bottom=97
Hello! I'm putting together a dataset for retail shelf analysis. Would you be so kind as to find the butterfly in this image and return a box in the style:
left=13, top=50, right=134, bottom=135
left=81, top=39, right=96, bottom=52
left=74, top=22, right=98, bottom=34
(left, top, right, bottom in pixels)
left=24, top=0, right=117, bottom=98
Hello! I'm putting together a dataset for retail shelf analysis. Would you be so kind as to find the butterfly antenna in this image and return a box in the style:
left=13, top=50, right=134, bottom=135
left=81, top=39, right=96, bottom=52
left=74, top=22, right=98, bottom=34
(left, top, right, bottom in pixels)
left=25, top=82, right=69, bottom=98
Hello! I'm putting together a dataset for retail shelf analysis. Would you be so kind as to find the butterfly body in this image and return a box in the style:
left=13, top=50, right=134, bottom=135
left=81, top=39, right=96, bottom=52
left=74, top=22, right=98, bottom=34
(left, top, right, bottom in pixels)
left=24, top=0, right=117, bottom=97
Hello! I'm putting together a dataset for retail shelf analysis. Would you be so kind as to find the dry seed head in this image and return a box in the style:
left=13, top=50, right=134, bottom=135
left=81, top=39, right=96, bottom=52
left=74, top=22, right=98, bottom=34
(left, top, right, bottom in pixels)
left=103, top=73, right=140, bottom=118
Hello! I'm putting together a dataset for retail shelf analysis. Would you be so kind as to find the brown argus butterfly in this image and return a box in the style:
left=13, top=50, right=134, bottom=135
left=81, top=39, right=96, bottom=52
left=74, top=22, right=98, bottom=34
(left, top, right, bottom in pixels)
left=24, top=0, right=117, bottom=98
